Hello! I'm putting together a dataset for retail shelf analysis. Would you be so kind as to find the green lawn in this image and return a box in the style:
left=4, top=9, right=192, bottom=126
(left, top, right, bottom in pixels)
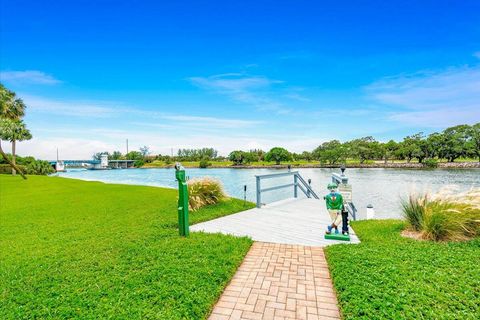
left=0, top=175, right=255, bottom=319
left=325, top=220, right=480, bottom=320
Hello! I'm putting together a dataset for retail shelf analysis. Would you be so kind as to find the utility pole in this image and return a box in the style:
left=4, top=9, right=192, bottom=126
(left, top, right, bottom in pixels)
left=56, top=148, right=59, bottom=161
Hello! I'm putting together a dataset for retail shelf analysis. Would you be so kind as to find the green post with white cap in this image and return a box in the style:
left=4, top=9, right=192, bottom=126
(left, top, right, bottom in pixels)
left=175, top=163, right=189, bottom=237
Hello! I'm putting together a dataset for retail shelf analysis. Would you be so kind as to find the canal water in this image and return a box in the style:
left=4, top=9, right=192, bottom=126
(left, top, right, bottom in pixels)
left=56, top=168, right=479, bottom=219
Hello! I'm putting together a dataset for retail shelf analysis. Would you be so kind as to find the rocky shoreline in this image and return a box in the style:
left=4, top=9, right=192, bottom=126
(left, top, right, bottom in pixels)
left=144, top=161, right=480, bottom=169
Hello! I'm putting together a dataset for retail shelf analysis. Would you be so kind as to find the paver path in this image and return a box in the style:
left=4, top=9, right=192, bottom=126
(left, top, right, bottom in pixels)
left=209, top=242, right=341, bottom=320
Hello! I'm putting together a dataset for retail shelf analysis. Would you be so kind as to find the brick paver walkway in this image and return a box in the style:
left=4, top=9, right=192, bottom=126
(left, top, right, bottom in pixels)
left=209, top=242, right=341, bottom=320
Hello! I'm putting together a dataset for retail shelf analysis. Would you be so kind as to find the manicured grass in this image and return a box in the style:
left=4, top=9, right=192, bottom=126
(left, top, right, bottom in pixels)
left=0, top=175, right=255, bottom=319
left=325, top=220, right=480, bottom=319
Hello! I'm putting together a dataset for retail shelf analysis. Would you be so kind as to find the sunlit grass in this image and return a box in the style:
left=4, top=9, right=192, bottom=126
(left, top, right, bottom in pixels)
left=0, top=175, right=254, bottom=319
left=326, top=220, right=480, bottom=319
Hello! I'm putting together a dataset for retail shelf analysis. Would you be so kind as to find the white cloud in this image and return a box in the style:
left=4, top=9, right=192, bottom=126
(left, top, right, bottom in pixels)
left=365, top=65, right=480, bottom=127
left=14, top=127, right=328, bottom=159
left=189, top=73, right=292, bottom=114
left=0, top=70, right=61, bottom=85
left=21, top=94, right=264, bottom=129
left=474, top=52, right=480, bottom=59
left=161, top=115, right=262, bottom=128
left=190, top=73, right=279, bottom=92
left=13, top=137, right=118, bottom=160
left=22, top=95, right=125, bottom=118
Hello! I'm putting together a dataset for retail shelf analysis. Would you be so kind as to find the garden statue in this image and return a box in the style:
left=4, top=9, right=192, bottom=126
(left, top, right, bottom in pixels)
left=324, top=183, right=343, bottom=235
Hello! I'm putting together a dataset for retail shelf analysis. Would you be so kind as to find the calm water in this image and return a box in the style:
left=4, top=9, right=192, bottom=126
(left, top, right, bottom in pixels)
left=56, top=168, right=479, bottom=219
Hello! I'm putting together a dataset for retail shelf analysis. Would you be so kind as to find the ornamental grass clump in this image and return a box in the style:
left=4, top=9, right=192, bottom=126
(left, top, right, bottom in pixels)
left=187, top=177, right=227, bottom=211
left=401, top=193, right=426, bottom=231
left=402, top=187, right=480, bottom=241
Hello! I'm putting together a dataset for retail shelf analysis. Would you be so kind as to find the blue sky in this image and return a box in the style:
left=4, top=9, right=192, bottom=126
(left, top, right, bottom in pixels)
left=1, top=0, right=479, bottom=159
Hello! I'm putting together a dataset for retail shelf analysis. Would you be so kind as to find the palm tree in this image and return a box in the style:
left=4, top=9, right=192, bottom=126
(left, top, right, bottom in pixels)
left=0, top=84, right=29, bottom=179
left=0, top=119, right=32, bottom=176
left=0, top=84, right=25, bottom=120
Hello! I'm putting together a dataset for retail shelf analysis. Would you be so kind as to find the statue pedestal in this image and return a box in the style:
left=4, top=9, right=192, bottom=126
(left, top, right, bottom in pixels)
left=324, top=233, right=350, bottom=241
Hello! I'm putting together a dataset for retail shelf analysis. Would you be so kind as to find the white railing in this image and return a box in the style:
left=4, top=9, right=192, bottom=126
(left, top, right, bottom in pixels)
left=255, top=171, right=319, bottom=208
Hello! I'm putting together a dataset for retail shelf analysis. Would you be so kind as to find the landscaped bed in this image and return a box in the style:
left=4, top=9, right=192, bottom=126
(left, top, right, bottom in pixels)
left=0, top=175, right=255, bottom=319
left=325, top=220, right=480, bottom=319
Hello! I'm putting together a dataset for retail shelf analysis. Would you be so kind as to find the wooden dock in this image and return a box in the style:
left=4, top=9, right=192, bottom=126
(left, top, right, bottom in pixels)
left=191, top=198, right=360, bottom=247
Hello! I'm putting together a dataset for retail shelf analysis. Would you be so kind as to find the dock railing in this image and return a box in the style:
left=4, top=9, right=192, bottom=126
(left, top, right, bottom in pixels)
left=255, top=171, right=319, bottom=208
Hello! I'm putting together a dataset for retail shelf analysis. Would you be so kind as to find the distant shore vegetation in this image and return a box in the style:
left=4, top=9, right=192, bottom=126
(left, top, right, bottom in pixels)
left=98, top=123, right=480, bottom=168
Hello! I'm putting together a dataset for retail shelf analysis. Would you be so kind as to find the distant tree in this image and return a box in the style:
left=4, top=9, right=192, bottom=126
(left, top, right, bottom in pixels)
left=92, top=152, right=109, bottom=161
left=109, top=151, right=123, bottom=160
left=383, top=140, right=398, bottom=163
left=313, top=140, right=346, bottom=164
left=249, top=149, right=265, bottom=162
left=426, top=132, right=444, bottom=159
left=468, top=123, right=480, bottom=161
left=139, top=146, right=150, bottom=158
left=265, top=147, right=291, bottom=165
left=396, top=133, right=425, bottom=163
left=440, top=125, right=471, bottom=162
left=300, top=151, right=313, bottom=161
left=229, top=151, right=246, bottom=165
left=126, top=151, right=143, bottom=160
left=0, top=119, right=32, bottom=175
left=177, top=148, right=218, bottom=161
left=346, top=136, right=381, bottom=164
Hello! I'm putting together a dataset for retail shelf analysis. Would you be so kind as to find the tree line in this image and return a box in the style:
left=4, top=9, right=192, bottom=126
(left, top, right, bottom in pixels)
left=307, top=124, right=480, bottom=165
left=153, top=123, right=480, bottom=166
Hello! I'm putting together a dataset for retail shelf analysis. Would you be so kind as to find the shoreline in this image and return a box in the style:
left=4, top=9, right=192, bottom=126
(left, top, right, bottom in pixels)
left=142, top=161, right=480, bottom=169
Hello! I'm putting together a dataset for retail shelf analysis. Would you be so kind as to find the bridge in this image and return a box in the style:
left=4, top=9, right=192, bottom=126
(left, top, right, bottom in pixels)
left=49, top=154, right=135, bottom=171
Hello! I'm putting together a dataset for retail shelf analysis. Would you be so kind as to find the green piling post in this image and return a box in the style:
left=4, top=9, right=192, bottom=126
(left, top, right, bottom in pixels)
left=175, top=163, right=189, bottom=237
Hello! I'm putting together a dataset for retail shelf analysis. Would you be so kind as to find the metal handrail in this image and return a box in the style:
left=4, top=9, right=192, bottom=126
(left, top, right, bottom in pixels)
left=255, top=171, right=319, bottom=208
left=345, top=202, right=357, bottom=221
left=254, top=169, right=358, bottom=221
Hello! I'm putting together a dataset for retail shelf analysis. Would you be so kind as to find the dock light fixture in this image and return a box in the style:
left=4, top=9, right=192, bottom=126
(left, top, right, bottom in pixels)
left=340, top=165, right=346, bottom=176
left=243, top=185, right=247, bottom=206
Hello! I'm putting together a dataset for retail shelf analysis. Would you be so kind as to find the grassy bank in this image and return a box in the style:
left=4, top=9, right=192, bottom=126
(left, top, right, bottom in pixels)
left=0, top=175, right=255, bottom=319
left=325, top=220, right=480, bottom=319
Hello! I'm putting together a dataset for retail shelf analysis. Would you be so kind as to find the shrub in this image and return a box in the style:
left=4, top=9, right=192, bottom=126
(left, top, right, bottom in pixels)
left=187, top=178, right=227, bottom=211
left=0, top=164, right=26, bottom=174
left=134, top=160, right=145, bottom=167
left=25, top=160, right=55, bottom=175
left=401, top=193, right=426, bottom=231
left=402, top=187, right=480, bottom=241
left=423, top=158, right=438, bottom=168
left=199, top=159, right=211, bottom=168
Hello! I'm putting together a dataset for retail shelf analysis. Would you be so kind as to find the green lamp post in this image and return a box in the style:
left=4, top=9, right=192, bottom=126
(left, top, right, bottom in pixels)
left=175, top=163, right=189, bottom=237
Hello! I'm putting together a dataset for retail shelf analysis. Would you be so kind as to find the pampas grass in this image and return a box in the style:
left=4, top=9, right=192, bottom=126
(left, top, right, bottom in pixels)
left=401, top=193, right=426, bottom=231
left=402, top=187, right=480, bottom=241
left=187, top=177, right=227, bottom=211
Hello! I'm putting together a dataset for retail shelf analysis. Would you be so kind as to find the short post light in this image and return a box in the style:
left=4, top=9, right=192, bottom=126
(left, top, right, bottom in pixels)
left=175, top=163, right=189, bottom=237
